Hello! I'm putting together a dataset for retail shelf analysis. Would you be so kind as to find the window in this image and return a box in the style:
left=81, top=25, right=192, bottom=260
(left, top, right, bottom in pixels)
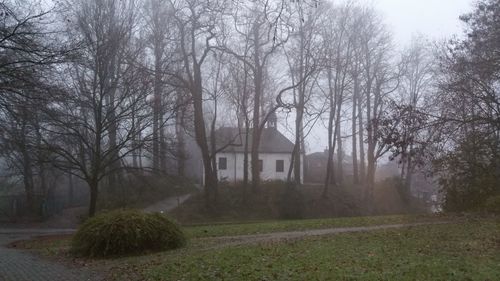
left=259, top=159, right=263, bottom=172
left=218, top=157, right=227, bottom=170
left=276, top=160, right=284, bottom=172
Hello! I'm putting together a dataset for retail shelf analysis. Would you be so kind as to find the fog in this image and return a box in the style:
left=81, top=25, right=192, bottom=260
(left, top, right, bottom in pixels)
left=0, top=0, right=498, bottom=243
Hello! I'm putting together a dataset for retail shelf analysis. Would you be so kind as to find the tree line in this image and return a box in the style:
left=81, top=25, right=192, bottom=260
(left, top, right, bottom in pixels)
left=0, top=0, right=498, bottom=217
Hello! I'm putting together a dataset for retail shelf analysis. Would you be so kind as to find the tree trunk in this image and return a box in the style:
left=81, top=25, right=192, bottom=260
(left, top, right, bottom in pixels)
left=152, top=37, right=163, bottom=172
left=323, top=68, right=337, bottom=198
left=176, top=102, right=186, bottom=177
left=243, top=122, right=250, bottom=193
left=335, top=112, right=343, bottom=185
left=68, top=173, right=74, bottom=206
left=192, top=66, right=218, bottom=206
left=160, top=120, right=167, bottom=174
left=19, top=124, right=35, bottom=213
left=22, top=152, right=35, bottom=213
left=294, top=101, right=304, bottom=185
left=107, top=54, right=121, bottom=195
left=251, top=21, right=262, bottom=193
left=358, top=95, right=366, bottom=183
left=88, top=179, right=99, bottom=217
left=352, top=75, right=359, bottom=184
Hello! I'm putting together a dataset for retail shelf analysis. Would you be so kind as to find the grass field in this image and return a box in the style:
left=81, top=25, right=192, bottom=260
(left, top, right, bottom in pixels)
left=147, top=219, right=500, bottom=281
left=11, top=214, right=500, bottom=280
left=184, top=214, right=449, bottom=238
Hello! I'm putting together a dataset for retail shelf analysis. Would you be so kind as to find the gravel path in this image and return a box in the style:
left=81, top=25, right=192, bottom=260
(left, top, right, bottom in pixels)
left=0, top=234, right=101, bottom=281
left=206, top=221, right=451, bottom=247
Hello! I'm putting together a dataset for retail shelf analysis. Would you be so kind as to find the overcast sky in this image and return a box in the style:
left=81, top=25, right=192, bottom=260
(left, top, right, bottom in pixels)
left=357, top=0, right=475, bottom=45
left=303, top=0, right=475, bottom=153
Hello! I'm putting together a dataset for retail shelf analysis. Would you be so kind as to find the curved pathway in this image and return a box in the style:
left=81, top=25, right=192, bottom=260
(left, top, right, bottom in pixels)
left=206, top=221, right=451, bottom=248
left=0, top=234, right=101, bottom=281
left=143, top=193, right=191, bottom=213
left=0, top=217, right=449, bottom=280
left=0, top=193, right=193, bottom=281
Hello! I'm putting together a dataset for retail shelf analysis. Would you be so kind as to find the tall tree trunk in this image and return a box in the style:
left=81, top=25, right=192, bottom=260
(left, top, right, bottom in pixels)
left=294, top=98, right=304, bottom=185
left=250, top=20, right=263, bottom=193
left=107, top=54, right=121, bottom=195
left=192, top=66, right=218, bottom=206
left=323, top=68, right=337, bottom=197
left=251, top=68, right=262, bottom=192
left=176, top=101, right=186, bottom=177
left=335, top=107, right=343, bottom=185
left=243, top=121, right=250, bottom=192
left=364, top=80, right=377, bottom=207
left=68, top=173, right=74, bottom=206
left=19, top=116, right=35, bottom=213
left=160, top=119, right=167, bottom=174
left=152, top=27, right=164, bottom=172
left=404, top=144, right=414, bottom=202
left=88, top=178, right=98, bottom=217
left=108, top=94, right=119, bottom=194
left=22, top=148, right=35, bottom=213
left=358, top=96, right=366, bottom=182
left=352, top=75, right=359, bottom=184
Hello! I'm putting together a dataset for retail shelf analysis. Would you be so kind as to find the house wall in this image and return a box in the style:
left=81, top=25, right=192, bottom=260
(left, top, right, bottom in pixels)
left=216, top=152, right=303, bottom=184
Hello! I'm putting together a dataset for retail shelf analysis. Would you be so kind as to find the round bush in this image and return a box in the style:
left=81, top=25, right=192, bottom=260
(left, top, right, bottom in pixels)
left=484, top=196, right=500, bottom=215
left=71, top=209, right=186, bottom=257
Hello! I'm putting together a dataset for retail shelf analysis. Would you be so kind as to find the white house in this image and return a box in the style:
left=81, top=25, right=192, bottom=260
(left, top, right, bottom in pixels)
left=209, top=113, right=303, bottom=183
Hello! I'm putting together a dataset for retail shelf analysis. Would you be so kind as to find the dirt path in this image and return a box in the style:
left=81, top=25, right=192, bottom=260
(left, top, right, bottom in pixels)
left=203, top=221, right=451, bottom=248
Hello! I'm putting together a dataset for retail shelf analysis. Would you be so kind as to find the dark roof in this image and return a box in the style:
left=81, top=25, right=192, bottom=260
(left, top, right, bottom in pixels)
left=215, top=127, right=294, bottom=153
left=307, top=151, right=328, bottom=159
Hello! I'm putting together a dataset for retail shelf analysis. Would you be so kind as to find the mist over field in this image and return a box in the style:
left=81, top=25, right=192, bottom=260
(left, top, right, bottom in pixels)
left=0, top=1, right=499, bottom=280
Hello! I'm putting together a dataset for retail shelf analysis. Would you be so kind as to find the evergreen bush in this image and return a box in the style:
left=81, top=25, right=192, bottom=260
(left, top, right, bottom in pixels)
left=71, top=209, right=186, bottom=257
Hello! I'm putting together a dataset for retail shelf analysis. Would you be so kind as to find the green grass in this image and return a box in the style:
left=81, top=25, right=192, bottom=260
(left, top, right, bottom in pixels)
left=14, top=214, right=447, bottom=251
left=13, top=214, right=500, bottom=280
left=147, top=220, right=500, bottom=281
left=184, top=214, right=449, bottom=238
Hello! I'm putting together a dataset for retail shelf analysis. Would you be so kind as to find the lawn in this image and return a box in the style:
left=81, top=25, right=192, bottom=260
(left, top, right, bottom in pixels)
left=146, top=219, right=500, bottom=281
left=184, top=213, right=449, bottom=238
left=12, top=214, right=500, bottom=280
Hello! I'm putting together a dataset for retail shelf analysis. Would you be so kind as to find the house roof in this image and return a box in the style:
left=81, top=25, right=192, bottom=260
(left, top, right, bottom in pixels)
left=215, top=127, right=295, bottom=154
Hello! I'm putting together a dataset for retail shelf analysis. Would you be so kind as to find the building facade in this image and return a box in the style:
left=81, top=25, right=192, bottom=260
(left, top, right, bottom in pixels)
left=207, top=113, right=303, bottom=184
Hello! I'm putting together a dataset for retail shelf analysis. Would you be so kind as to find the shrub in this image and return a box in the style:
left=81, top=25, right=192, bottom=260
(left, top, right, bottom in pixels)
left=484, top=196, right=500, bottom=215
left=436, top=134, right=500, bottom=212
left=279, top=184, right=305, bottom=219
left=71, top=209, right=186, bottom=257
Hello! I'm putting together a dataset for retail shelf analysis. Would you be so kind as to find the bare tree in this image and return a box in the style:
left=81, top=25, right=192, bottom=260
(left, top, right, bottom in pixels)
left=219, top=0, right=292, bottom=192
left=44, top=0, right=149, bottom=217
left=167, top=0, right=227, bottom=206
left=282, top=1, right=322, bottom=186
left=320, top=2, right=355, bottom=197
left=0, top=1, right=67, bottom=212
left=142, top=0, right=173, bottom=173
left=355, top=7, right=398, bottom=206
left=396, top=36, right=437, bottom=197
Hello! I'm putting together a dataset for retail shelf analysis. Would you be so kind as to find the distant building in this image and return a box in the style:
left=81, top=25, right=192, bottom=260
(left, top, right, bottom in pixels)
left=210, top=113, right=303, bottom=183
left=304, top=150, right=353, bottom=184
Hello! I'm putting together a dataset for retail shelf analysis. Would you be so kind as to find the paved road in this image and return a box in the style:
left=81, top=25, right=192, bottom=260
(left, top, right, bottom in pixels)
left=0, top=229, right=76, bottom=235
left=0, top=234, right=101, bottom=281
left=0, top=193, right=192, bottom=281
left=143, top=193, right=191, bottom=213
